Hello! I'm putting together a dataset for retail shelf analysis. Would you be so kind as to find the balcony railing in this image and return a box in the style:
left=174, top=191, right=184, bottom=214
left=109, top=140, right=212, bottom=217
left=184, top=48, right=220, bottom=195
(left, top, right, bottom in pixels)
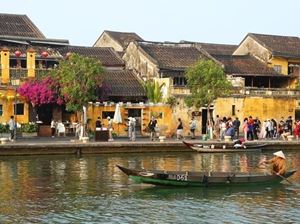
left=9, top=68, right=28, bottom=80
left=169, top=86, right=300, bottom=97
left=170, top=86, right=190, bottom=95
left=35, top=68, right=52, bottom=79
left=232, top=87, right=300, bottom=97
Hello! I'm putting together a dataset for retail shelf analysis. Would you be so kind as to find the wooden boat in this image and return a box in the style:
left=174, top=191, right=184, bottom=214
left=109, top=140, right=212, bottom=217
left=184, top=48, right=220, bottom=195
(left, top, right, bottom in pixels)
left=183, top=141, right=266, bottom=153
left=117, top=165, right=296, bottom=187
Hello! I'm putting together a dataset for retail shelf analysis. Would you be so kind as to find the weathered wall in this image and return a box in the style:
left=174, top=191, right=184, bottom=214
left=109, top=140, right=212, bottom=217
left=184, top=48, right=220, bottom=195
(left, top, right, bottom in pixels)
left=123, top=42, right=160, bottom=80
left=215, top=96, right=296, bottom=123
left=93, top=32, right=124, bottom=52
left=270, top=57, right=288, bottom=75
left=233, top=36, right=271, bottom=63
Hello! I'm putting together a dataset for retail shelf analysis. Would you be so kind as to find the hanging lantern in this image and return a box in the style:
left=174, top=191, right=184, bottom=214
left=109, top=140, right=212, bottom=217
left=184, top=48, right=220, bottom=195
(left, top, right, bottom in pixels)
left=15, top=50, right=21, bottom=57
left=41, top=51, right=49, bottom=58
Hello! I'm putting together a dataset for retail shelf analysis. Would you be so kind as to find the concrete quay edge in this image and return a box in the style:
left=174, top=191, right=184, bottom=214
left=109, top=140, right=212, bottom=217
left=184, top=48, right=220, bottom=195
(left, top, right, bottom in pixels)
left=0, top=139, right=299, bottom=156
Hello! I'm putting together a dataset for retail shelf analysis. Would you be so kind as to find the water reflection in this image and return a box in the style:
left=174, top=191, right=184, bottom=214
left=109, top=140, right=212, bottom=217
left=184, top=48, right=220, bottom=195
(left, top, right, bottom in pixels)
left=0, top=150, right=299, bottom=223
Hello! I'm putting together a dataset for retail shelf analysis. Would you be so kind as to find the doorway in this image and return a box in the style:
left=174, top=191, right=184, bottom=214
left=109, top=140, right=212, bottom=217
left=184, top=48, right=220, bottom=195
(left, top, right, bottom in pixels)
left=128, top=109, right=142, bottom=135
left=201, top=108, right=214, bottom=134
left=37, top=104, right=53, bottom=125
left=295, top=109, right=300, bottom=121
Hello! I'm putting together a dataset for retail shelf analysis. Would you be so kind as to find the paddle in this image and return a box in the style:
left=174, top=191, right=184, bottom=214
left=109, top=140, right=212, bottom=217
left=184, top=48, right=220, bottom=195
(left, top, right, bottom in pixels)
left=272, top=170, right=294, bottom=185
left=256, top=164, right=294, bottom=185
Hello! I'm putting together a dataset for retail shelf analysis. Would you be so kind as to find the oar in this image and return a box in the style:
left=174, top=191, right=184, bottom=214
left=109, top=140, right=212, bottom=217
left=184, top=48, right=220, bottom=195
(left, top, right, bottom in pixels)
left=255, top=165, right=294, bottom=185
left=272, top=170, right=294, bottom=185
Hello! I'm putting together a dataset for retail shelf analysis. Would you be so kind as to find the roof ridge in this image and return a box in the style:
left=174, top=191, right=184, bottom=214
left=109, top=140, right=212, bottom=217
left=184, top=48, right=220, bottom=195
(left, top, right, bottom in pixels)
left=22, top=15, right=45, bottom=39
left=249, top=32, right=300, bottom=39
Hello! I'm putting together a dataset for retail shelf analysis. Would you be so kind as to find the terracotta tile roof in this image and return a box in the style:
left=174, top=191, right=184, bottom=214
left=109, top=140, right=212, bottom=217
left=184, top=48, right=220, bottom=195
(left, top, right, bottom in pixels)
left=0, top=45, right=62, bottom=58
left=105, top=30, right=143, bottom=49
left=215, top=55, right=282, bottom=76
left=197, top=43, right=237, bottom=56
left=181, top=41, right=237, bottom=56
left=249, top=33, right=300, bottom=58
left=0, top=13, right=45, bottom=38
left=58, top=46, right=125, bottom=67
left=104, top=70, right=145, bottom=97
left=139, top=42, right=209, bottom=70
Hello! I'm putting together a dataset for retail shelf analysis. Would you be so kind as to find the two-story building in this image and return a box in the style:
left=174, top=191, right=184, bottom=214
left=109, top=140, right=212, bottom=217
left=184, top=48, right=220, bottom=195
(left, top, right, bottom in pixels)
left=0, top=13, right=69, bottom=125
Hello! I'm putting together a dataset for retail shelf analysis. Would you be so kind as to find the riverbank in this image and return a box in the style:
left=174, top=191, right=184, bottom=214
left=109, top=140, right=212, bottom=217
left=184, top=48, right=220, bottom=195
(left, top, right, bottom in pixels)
left=0, top=136, right=299, bottom=156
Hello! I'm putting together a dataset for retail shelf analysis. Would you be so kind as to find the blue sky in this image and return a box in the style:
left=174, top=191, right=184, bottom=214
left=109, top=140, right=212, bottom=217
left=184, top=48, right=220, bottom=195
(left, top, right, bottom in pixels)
left=1, top=0, right=300, bottom=46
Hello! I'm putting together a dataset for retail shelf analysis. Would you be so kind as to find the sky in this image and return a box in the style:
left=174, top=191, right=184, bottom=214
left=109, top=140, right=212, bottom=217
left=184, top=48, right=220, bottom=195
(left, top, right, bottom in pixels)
left=1, top=0, right=300, bottom=46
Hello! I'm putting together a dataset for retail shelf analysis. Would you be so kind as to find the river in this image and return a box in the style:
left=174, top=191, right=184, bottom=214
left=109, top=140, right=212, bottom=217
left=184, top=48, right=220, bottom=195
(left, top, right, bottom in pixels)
left=0, top=150, right=299, bottom=223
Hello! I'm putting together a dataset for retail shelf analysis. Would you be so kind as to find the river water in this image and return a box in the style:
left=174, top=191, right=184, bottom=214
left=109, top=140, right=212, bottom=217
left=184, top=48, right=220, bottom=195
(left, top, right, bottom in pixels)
left=0, top=150, right=299, bottom=223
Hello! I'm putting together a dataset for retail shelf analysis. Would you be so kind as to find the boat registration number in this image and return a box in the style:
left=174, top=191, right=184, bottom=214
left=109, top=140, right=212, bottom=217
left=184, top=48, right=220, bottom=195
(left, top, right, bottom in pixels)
left=176, top=174, right=188, bottom=181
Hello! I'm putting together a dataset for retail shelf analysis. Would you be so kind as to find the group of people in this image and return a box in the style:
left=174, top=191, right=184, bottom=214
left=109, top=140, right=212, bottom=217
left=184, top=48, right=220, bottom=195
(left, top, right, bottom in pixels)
left=242, top=116, right=295, bottom=141
left=51, top=119, right=82, bottom=138
left=213, top=115, right=299, bottom=142
left=214, top=115, right=241, bottom=140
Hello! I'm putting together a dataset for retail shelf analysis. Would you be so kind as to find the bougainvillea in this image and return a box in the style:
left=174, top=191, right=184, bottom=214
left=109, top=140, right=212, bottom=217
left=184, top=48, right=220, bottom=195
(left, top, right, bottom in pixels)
left=17, top=76, right=64, bottom=106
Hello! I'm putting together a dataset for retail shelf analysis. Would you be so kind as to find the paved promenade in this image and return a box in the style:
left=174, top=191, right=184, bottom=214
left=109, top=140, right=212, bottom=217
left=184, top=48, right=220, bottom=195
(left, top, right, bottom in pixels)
left=0, top=135, right=299, bottom=156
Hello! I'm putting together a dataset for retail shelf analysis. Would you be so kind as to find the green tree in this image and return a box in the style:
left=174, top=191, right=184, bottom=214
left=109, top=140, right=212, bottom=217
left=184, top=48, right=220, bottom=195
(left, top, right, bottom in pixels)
left=185, top=60, right=232, bottom=127
left=52, top=53, right=104, bottom=136
left=52, top=53, right=104, bottom=111
left=144, top=80, right=165, bottom=103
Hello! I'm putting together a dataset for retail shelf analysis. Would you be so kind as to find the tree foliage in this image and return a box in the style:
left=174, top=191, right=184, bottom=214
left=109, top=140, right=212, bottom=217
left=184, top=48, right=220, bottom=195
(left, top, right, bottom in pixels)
left=144, top=80, right=165, bottom=103
left=17, top=76, right=63, bottom=107
left=185, top=60, right=232, bottom=108
left=51, top=53, right=104, bottom=112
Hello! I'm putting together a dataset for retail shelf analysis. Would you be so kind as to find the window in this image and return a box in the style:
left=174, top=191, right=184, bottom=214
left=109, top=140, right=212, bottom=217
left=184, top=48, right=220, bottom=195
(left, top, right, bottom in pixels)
left=173, top=77, right=187, bottom=86
left=273, top=65, right=282, bottom=73
left=14, top=103, right=24, bottom=115
left=102, top=111, right=114, bottom=119
left=0, top=105, right=2, bottom=116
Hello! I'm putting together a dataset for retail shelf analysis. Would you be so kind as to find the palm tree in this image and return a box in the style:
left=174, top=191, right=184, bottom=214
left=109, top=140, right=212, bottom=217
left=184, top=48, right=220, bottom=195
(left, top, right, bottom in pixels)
left=144, top=80, right=165, bottom=103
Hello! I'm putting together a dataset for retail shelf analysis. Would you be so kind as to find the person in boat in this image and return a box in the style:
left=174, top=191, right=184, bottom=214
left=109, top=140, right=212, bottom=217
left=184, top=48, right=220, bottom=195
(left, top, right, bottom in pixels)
left=233, top=138, right=246, bottom=148
left=259, top=150, right=287, bottom=175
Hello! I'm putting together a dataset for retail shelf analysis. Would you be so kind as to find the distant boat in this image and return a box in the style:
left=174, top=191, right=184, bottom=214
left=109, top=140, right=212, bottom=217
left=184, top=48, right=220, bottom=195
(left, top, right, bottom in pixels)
left=182, top=141, right=267, bottom=153
left=117, top=165, right=296, bottom=187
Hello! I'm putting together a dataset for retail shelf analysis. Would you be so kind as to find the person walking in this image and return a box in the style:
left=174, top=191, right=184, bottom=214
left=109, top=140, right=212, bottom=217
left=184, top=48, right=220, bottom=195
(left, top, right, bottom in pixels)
left=176, top=118, right=184, bottom=140
left=189, top=116, right=196, bottom=139
left=51, top=119, right=56, bottom=138
left=8, top=116, right=15, bottom=141
left=232, top=117, right=240, bottom=139
left=148, top=116, right=157, bottom=141
left=107, top=116, right=114, bottom=141
left=213, top=115, right=221, bottom=139
left=243, top=118, right=248, bottom=141
left=130, top=118, right=136, bottom=141
left=127, top=117, right=133, bottom=141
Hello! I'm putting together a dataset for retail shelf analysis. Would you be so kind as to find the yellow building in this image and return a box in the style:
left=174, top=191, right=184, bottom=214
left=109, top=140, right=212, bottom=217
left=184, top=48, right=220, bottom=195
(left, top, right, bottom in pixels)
left=0, top=13, right=69, bottom=126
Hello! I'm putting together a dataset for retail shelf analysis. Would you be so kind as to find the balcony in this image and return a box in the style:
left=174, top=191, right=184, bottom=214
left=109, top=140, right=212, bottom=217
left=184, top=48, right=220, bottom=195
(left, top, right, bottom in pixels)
left=170, top=86, right=190, bottom=96
left=169, top=86, right=300, bottom=98
left=35, top=68, right=52, bottom=79
left=9, top=68, right=28, bottom=80
left=232, top=87, right=300, bottom=97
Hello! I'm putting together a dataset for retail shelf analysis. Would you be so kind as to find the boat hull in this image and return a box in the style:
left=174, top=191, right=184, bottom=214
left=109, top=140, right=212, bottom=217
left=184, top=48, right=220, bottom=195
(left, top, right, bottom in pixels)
left=117, top=165, right=296, bottom=187
left=183, top=141, right=264, bottom=153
